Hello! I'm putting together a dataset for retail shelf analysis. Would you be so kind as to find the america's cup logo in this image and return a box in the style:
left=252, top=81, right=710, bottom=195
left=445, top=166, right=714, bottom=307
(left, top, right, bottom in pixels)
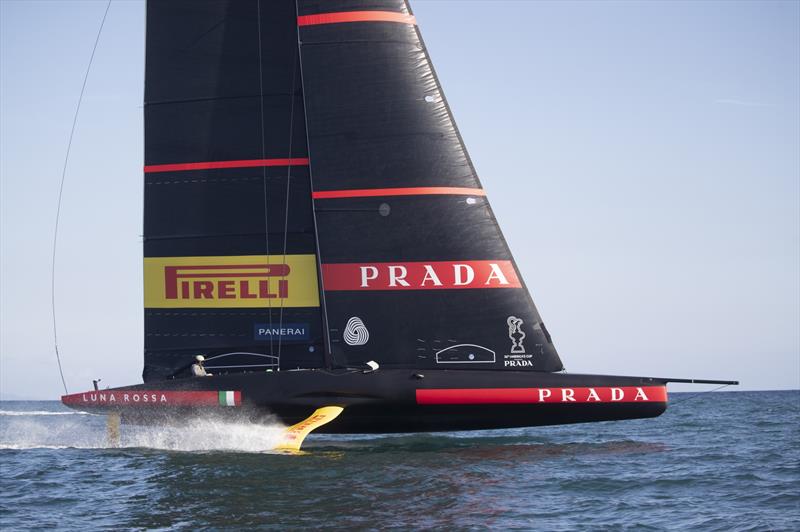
left=507, top=316, right=526, bottom=354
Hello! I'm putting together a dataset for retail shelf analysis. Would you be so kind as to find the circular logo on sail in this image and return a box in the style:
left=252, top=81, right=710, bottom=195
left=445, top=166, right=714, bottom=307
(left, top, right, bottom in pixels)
left=343, top=316, right=369, bottom=346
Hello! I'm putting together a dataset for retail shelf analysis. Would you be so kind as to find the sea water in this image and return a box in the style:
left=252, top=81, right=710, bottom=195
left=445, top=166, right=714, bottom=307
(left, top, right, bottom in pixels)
left=0, top=391, right=797, bottom=530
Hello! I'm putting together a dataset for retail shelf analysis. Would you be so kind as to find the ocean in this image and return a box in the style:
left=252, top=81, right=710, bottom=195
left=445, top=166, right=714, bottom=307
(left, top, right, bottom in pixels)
left=1, top=390, right=797, bottom=530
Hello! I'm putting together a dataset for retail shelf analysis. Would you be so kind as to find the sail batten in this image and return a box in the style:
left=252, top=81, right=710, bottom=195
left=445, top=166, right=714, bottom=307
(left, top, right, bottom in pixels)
left=144, top=158, right=309, bottom=173
left=298, top=11, right=417, bottom=27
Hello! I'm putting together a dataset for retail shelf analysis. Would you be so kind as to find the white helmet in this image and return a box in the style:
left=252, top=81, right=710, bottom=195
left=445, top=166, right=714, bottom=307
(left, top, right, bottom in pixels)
left=195, top=355, right=205, bottom=362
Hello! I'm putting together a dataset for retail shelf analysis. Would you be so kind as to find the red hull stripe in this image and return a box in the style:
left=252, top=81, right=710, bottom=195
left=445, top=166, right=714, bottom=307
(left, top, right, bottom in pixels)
left=61, top=390, right=242, bottom=407
left=144, top=158, right=310, bottom=173
left=298, top=11, right=416, bottom=27
left=312, top=187, right=486, bottom=200
left=323, top=260, right=521, bottom=291
left=416, top=386, right=668, bottom=405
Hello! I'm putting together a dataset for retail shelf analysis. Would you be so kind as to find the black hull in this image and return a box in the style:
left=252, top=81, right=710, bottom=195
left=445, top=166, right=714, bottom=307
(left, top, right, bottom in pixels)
left=63, top=370, right=668, bottom=433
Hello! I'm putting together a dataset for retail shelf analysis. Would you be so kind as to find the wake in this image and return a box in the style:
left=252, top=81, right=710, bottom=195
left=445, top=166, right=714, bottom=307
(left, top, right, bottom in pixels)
left=0, top=410, right=90, bottom=416
left=0, top=410, right=288, bottom=452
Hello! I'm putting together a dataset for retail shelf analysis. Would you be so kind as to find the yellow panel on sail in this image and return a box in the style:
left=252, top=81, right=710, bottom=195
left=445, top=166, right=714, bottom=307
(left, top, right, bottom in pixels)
left=144, top=254, right=320, bottom=309
left=274, top=406, right=344, bottom=452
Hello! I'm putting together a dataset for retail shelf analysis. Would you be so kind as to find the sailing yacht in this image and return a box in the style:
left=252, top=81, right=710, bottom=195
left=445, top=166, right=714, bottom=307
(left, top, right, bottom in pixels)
left=62, top=0, right=735, bottom=449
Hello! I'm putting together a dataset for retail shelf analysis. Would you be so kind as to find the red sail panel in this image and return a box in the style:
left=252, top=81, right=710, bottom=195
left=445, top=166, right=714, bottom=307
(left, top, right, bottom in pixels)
left=298, top=11, right=416, bottom=27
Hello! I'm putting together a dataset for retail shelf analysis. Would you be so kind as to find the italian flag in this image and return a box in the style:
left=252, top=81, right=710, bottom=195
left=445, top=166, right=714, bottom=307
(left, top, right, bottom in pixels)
left=218, top=391, right=241, bottom=407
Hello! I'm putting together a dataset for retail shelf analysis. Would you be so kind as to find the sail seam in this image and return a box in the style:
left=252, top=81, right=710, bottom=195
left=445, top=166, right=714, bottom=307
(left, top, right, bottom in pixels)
left=145, top=92, right=299, bottom=106
left=147, top=178, right=282, bottom=185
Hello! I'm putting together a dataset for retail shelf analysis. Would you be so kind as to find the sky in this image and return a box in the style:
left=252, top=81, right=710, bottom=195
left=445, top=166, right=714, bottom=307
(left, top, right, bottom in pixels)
left=1, top=0, right=798, bottom=399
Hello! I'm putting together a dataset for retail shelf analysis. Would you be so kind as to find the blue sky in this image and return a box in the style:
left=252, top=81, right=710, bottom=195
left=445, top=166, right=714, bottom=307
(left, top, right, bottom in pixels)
left=1, top=0, right=798, bottom=399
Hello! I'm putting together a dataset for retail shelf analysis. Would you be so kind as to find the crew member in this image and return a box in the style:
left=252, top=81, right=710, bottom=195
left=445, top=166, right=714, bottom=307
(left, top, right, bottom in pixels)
left=191, top=355, right=212, bottom=377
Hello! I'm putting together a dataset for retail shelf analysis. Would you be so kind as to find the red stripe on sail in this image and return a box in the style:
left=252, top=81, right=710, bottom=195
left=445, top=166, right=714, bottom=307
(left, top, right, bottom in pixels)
left=298, top=11, right=416, bottom=27
left=144, top=158, right=310, bottom=173
left=312, top=187, right=486, bottom=199
left=322, top=260, right=521, bottom=291
left=416, top=387, right=668, bottom=405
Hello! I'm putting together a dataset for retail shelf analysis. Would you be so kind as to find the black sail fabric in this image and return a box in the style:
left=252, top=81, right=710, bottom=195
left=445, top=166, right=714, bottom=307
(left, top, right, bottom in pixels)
left=143, top=0, right=324, bottom=381
left=297, top=0, right=564, bottom=371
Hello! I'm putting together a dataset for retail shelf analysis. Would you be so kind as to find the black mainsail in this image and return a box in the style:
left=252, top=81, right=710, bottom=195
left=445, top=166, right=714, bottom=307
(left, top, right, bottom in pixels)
left=143, top=0, right=561, bottom=378
left=62, top=0, right=736, bottom=443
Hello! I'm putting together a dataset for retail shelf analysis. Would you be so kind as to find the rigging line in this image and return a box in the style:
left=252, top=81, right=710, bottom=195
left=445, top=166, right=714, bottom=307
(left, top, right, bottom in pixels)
left=277, top=29, right=300, bottom=362
left=51, top=0, right=112, bottom=396
left=670, top=384, right=732, bottom=407
left=294, top=0, right=333, bottom=367
left=256, top=0, right=274, bottom=358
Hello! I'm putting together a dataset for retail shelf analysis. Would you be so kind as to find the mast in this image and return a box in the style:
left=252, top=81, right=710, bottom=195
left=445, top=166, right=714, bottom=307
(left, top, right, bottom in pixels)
left=293, top=0, right=334, bottom=368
